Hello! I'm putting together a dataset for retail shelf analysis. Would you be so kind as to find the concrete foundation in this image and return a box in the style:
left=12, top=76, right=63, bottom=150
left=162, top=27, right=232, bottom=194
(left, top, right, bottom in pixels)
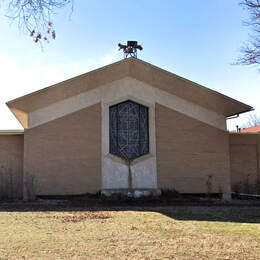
left=101, top=188, right=162, bottom=198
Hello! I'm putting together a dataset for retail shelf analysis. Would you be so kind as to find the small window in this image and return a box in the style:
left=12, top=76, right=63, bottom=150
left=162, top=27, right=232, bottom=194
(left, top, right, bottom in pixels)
left=109, top=100, right=149, bottom=160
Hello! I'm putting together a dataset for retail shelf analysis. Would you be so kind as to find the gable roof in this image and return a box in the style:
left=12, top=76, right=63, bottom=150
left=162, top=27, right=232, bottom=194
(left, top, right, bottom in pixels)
left=7, top=58, right=253, bottom=128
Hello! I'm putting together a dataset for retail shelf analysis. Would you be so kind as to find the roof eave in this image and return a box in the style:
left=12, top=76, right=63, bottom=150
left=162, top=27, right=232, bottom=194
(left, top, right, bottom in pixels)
left=6, top=57, right=254, bottom=124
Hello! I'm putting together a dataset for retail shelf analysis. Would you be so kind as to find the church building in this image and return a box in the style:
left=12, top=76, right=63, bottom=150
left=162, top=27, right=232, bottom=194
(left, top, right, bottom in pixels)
left=1, top=57, right=259, bottom=200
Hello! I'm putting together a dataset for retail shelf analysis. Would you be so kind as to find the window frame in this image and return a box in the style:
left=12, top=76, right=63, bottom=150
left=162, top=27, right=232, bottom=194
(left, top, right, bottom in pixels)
left=109, top=99, right=150, bottom=161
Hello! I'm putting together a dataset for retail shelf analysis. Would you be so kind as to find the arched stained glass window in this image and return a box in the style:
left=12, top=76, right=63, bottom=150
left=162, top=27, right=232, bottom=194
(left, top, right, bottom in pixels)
left=109, top=100, right=149, bottom=160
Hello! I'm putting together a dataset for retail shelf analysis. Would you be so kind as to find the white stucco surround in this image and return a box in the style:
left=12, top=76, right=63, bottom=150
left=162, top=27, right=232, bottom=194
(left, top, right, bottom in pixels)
left=28, top=77, right=227, bottom=192
left=101, top=93, right=157, bottom=190
left=29, top=77, right=226, bottom=131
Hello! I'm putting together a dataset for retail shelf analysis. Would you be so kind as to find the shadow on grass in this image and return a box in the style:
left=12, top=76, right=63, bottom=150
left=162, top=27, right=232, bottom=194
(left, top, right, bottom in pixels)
left=156, top=206, right=260, bottom=224
left=1, top=195, right=260, bottom=224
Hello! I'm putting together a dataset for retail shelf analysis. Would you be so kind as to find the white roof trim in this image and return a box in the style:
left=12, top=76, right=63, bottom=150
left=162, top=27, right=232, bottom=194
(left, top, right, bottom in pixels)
left=0, top=130, right=24, bottom=135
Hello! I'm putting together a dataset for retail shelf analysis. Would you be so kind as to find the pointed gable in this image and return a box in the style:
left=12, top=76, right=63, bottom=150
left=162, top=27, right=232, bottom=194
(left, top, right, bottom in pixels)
left=7, top=58, right=253, bottom=128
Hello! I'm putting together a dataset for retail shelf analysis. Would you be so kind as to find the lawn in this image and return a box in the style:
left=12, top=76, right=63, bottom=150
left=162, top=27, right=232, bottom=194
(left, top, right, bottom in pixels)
left=0, top=204, right=260, bottom=259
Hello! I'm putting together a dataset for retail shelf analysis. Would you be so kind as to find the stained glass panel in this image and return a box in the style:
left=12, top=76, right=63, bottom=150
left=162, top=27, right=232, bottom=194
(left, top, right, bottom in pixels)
left=109, top=100, right=149, bottom=160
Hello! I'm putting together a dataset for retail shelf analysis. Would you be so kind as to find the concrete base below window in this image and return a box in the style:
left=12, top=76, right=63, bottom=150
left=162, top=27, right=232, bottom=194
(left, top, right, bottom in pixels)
left=101, top=188, right=162, bottom=198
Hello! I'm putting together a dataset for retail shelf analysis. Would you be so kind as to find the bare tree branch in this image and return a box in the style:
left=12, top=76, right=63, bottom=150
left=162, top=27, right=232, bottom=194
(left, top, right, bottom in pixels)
left=1, top=0, right=73, bottom=43
left=242, top=111, right=260, bottom=127
left=237, top=0, right=260, bottom=68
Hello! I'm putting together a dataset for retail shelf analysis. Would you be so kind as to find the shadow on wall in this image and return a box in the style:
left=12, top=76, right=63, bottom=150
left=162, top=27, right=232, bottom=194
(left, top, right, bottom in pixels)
left=24, top=172, right=37, bottom=201
left=0, top=165, right=37, bottom=201
left=233, top=175, right=260, bottom=195
left=0, top=166, right=22, bottom=200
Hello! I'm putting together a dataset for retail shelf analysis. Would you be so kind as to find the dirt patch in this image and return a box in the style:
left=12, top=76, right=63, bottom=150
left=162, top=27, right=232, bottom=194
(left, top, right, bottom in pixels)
left=58, top=211, right=111, bottom=223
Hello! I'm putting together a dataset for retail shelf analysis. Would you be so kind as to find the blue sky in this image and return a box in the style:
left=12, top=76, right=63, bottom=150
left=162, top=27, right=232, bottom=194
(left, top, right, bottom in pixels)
left=0, top=0, right=259, bottom=130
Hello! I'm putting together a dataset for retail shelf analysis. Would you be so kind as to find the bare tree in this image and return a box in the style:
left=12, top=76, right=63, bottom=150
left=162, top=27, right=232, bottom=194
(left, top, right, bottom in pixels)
left=238, top=0, right=260, bottom=67
left=242, top=111, right=260, bottom=127
left=2, top=0, right=73, bottom=43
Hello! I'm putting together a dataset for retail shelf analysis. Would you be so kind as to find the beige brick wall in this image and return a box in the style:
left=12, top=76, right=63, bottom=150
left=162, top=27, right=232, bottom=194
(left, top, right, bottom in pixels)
left=229, top=134, right=260, bottom=193
left=24, top=103, right=101, bottom=197
left=0, top=135, right=24, bottom=198
left=156, top=104, right=231, bottom=194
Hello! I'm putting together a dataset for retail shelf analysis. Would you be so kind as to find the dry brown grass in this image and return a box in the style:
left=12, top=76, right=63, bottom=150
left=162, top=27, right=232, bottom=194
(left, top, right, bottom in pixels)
left=0, top=205, right=260, bottom=259
left=52, top=211, right=111, bottom=223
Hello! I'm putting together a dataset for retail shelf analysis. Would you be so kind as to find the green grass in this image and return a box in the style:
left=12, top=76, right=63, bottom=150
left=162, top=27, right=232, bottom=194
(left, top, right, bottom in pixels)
left=0, top=204, right=260, bottom=259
